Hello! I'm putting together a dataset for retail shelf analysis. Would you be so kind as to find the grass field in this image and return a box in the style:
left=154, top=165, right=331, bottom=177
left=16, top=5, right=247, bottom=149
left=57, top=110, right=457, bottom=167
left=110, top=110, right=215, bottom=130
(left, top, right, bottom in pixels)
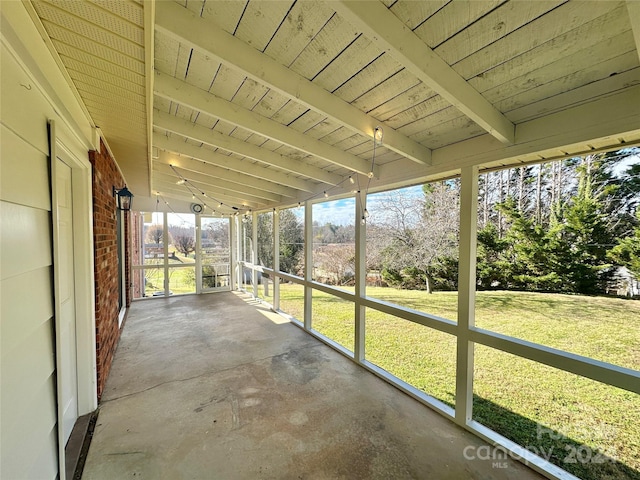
left=278, top=283, right=640, bottom=480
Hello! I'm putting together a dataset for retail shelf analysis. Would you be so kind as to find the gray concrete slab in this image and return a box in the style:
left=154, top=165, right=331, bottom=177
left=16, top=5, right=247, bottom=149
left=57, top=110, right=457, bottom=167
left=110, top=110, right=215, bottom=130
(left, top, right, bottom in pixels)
left=82, top=292, right=544, bottom=480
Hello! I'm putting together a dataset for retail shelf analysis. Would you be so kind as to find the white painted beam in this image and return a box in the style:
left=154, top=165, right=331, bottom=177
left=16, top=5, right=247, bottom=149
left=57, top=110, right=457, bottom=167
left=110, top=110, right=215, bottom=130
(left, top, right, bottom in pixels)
left=151, top=180, right=263, bottom=212
left=153, top=171, right=269, bottom=206
left=153, top=134, right=316, bottom=193
left=155, top=150, right=297, bottom=198
left=153, top=163, right=282, bottom=203
left=154, top=110, right=339, bottom=186
left=627, top=0, right=640, bottom=65
left=155, top=1, right=431, bottom=165
left=332, top=0, right=515, bottom=145
left=154, top=71, right=378, bottom=176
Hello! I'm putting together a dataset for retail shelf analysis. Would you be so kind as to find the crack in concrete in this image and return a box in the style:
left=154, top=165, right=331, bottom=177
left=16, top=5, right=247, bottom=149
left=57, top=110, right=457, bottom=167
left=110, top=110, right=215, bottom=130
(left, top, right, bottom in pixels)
left=101, top=343, right=322, bottom=404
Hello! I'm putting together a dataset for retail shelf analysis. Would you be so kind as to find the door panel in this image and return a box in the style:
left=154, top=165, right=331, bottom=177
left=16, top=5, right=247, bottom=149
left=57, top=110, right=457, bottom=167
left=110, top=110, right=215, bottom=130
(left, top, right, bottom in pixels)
left=200, top=218, right=231, bottom=292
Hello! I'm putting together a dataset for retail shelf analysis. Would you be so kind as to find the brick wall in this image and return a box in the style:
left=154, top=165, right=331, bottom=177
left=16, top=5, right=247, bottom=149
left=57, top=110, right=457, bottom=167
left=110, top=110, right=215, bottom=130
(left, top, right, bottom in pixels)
left=89, top=139, right=130, bottom=400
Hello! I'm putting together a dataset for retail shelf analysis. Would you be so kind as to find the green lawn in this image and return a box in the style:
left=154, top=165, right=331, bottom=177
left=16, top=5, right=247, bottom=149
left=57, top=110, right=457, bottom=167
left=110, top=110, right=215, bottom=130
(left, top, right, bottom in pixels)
left=279, top=283, right=640, bottom=480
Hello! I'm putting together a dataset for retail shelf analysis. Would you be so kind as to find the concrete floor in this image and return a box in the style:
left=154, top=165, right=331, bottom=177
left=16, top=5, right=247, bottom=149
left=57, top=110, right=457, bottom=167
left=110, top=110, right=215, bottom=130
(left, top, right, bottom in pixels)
left=82, top=291, right=544, bottom=480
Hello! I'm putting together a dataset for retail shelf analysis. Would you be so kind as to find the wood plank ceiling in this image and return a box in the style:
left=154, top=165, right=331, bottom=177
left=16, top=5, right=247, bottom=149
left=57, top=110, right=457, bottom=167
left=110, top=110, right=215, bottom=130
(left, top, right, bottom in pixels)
left=28, top=0, right=640, bottom=214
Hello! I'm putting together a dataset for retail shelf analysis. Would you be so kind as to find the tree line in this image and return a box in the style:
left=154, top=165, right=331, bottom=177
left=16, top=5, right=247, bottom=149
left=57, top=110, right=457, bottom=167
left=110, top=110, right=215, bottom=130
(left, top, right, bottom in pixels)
left=241, top=149, right=640, bottom=296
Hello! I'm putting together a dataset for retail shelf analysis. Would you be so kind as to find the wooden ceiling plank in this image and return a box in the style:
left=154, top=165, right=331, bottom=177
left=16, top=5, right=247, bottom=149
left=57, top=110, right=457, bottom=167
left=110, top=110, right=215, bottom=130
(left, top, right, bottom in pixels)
left=250, top=89, right=290, bottom=119
left=207, top=64, right=246, bottom=102
left=388, top=0, right=449, bottom=30
left=413, top=0, right=506, bottom=49
left=625, top=0, right=640, bottom=64
left=452, top=2, right=623, bottom=80
left=288, top=12, right=359, bottom=79
left=184, top=49, right=222, bottom=92
left=199, top=0, right=248, bottom=35
left=505, top=68, right=640, bottom=124
left=264, top=1, right=335, bottom=68
left=155, top=151, right=298, bottom=198
left=234, top=0, right=294, bottom=53
left=230, top=78, right=271, bottom=111
left=155, top=1, right=431, bottom=165
left=332, top=53, right=404, bottom=104
left=435, top=1, right=565, bottom=66
left=494, top=52, right=639, bottom=115
left=352, top=69, right=423, bottom=116
left=312, top=34, right=381, bottom=93
left=332, top=0, right=514, bottom=145
left=154, top=71, right=379, bottom=175
left=469, top=8, right=633, bottom=94
left=153, top=110, right=339, bottom=186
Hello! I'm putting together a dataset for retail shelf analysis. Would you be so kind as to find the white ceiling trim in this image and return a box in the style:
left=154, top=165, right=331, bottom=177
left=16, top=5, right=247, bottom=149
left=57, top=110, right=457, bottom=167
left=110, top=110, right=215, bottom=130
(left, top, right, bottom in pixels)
left=153, top=134, right=316, bottom=193
left=155, top=1, right=432, bottom=166
left=154, top=150, right=299, bottom=198
left=332, top=0, right=515, bottom=145
left=144, top=0, right=155, bottom=197
left=154, top=110, right=340, bottom=187
left=154, top=71, right=379, bottom=176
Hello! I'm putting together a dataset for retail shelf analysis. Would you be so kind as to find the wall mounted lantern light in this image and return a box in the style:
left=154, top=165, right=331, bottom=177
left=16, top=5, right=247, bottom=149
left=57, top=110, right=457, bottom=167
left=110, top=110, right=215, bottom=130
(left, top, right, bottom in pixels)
left=113, top=185, right=134, bottom=211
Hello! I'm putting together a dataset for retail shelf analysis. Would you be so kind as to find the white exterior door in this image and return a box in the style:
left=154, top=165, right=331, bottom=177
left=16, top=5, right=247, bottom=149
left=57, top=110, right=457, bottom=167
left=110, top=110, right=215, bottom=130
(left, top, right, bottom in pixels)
left=57, top=158, right=78, bottom=444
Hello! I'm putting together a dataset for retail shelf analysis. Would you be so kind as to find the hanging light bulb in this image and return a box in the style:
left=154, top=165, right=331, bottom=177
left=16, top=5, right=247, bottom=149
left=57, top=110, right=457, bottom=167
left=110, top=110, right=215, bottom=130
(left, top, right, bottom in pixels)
left=361, top=216, right=366, bottom=225
left=218, top=202, right=223, bottom=208
left=363, top=208, right=370, bottom=218
left=368, top=171, right=374, bottom=179
left=324, top=191, right=329, bottom=198
left=374, top=126, right=383, bottom=146
left=349, top=176, right=355, bottom=184
left=298, top=202, right=302, bottom=208
left=176, top=179, right=185, bottom=185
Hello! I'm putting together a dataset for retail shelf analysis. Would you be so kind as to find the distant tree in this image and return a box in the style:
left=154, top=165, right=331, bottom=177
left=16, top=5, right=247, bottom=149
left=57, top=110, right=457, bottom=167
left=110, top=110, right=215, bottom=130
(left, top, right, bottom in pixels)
left=315, top=244, right=355, bottom=285
left=174, top=234, right=195, bottom=257
left=145, top=224, right=172, bottom=245
left=608, top=209, right=640, bottom=278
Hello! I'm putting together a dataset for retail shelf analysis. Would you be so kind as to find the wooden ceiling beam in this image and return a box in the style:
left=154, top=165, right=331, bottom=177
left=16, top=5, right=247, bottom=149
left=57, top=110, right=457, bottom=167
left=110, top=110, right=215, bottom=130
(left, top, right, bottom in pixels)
left=153, top=170, right=270, bottom=206
left=626, top=0, right=640, bottom=65
left=154, top=110, right=339, bottom=187
left=155, top=1, right=431, bottom=166
left=153, top=162, right=282, bottom=203
left=155, top=150, right=298, bottom=198
left=332, top=0, right=515, bottom=145
left=153, top=134, right=316, bottom=193
left=154, top=71, right=378, bottom=176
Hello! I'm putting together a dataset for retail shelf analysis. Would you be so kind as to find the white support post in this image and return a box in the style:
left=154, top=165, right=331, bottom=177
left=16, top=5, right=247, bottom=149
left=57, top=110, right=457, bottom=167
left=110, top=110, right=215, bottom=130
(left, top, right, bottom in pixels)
left=252, top=211, right=258, bottom=298
left=229, top=216, right=237, bottom=290
left=195, top=214, right=202, bottom=294
left=456, top=166, right=479, bottom=426
left=163, top=211, right=170, bottom=296
left=354, top=189, right=367, bottom=362
left=304, top=202, right=312, bottom=330
left=273, top=209, right=280, bottom=311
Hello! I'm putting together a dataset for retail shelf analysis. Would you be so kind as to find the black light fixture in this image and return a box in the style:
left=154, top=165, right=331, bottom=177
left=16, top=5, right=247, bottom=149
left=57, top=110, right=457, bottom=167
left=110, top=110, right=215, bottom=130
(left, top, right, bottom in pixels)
left=113, top=185, right=134, bottom=211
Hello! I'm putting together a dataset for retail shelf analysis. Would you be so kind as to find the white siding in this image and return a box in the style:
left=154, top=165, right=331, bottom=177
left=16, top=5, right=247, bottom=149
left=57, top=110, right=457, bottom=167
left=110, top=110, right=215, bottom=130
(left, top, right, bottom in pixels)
left=1, top=7, right=94, bottom=475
